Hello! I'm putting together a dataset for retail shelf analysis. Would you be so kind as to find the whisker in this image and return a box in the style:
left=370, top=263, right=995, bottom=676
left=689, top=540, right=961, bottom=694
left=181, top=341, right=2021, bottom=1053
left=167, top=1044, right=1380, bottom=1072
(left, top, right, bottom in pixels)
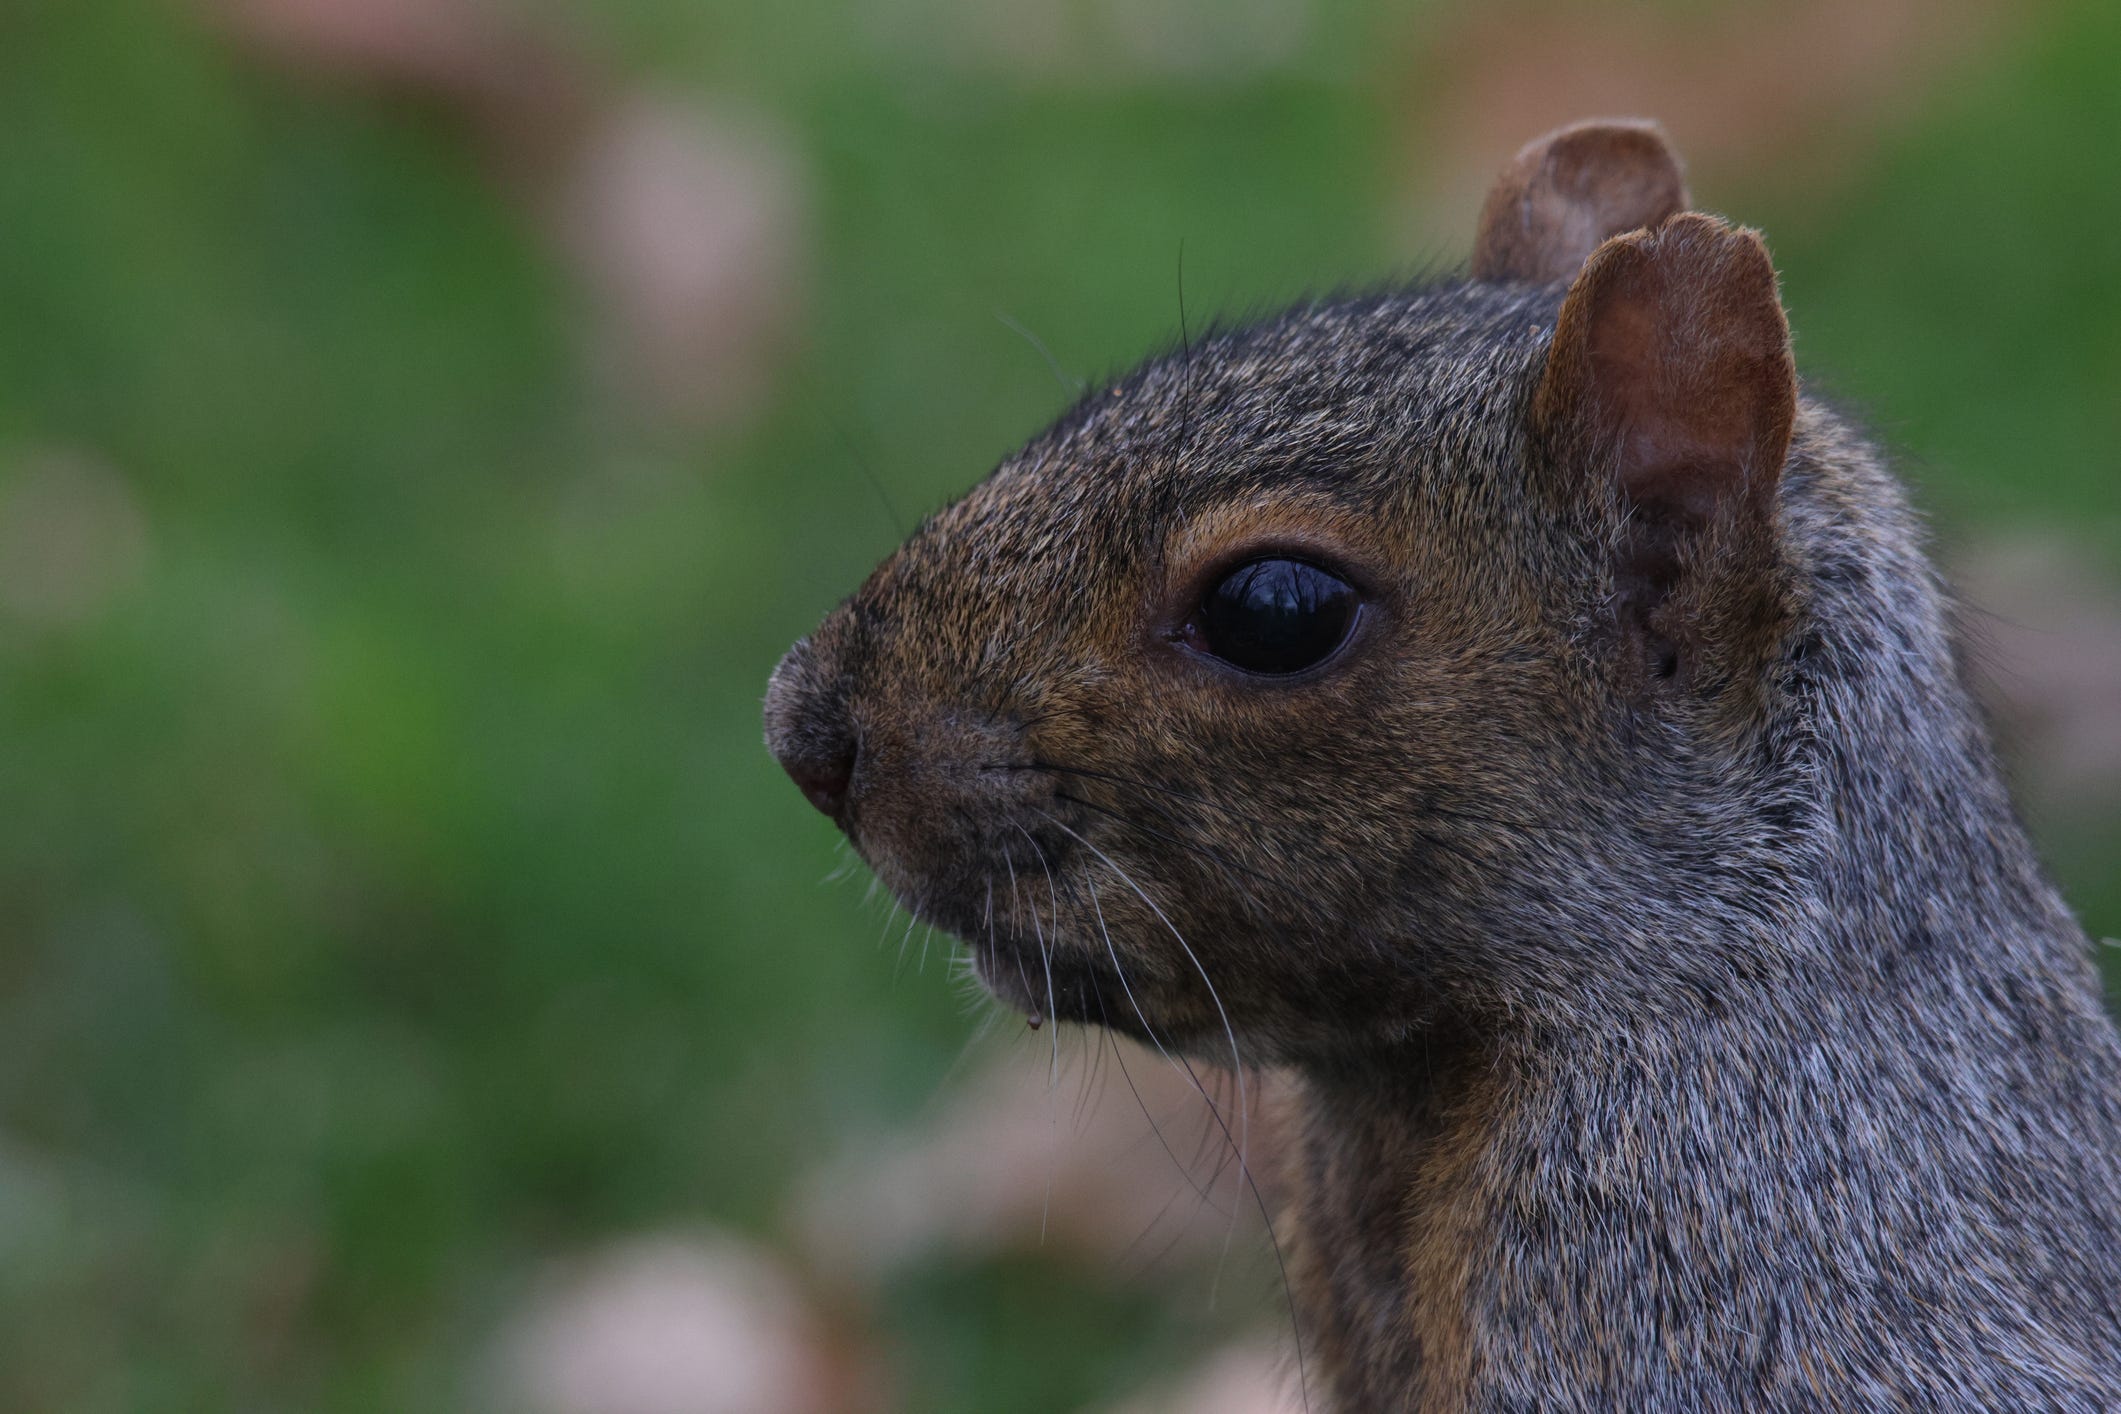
left=1173, top=238, right=1196, bottom=461
left=1083, top=876, right=1237, bottom=1215
left=896, top=905, right=920, bottom=976
left=995, top=309, right=1086, bottom=396
left=996, top=759, right=1274, bottom=832
left=874, top=893, right=913, bottom=982
left=1013, top=823, right=1064, bottom=1086
left=1181, top=1046, right=1247, bottom=1307
left=1000, top=847, right=1042, bottom=1023
left=1072, top=1011, right=1106, bottom=1132
left=1186, top=1061, right=1245, bottom=1193
left=1053, top=789, right=1318, bottom=921
left=1093, top=1021, right=1246, bottom=1281
left=1034, top=810, right=1250, bottom=1152
left=1069, top=834, right=1312, bottom=1414
left=821, top=409, right=906, bottom=540
left=1050, top=764, right=1511, bottom=884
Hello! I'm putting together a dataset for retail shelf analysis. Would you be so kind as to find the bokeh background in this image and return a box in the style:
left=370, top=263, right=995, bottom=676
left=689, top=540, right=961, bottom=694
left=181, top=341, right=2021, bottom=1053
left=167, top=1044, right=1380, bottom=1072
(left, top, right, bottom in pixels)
left=4, top=0, right=2118, bottom=1410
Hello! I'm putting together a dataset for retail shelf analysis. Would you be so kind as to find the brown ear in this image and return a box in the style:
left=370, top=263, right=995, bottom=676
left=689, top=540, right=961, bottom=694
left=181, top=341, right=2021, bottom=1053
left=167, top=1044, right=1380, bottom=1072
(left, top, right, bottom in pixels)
left=1534, top=213, right=1797, bottom=678
left=1473, top=119, right=1689, bottom=284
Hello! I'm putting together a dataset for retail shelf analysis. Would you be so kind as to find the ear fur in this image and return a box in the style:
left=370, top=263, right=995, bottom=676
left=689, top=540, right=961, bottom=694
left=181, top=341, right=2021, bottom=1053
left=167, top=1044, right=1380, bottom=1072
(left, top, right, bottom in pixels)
left=1533, top=213, right=1798, bottom=684
left=1473, top=119, right=1689, bottom=285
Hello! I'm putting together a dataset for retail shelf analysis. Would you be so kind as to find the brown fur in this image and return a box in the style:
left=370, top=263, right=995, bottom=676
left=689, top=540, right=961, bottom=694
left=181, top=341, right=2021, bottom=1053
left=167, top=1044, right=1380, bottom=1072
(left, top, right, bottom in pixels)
left=766, top=120, right=2121, bottom=1409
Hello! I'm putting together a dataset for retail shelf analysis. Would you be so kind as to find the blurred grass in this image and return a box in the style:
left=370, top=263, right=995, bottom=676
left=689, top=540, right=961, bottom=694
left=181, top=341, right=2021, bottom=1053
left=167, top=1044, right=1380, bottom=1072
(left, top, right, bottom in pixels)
left=0, top=0, right=2116, bottom=1409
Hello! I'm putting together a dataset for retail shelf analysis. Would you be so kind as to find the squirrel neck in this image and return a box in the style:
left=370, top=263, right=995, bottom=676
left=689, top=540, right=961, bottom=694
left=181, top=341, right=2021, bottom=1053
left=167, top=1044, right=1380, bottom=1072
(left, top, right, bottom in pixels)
left=1529, top=425, right=2087, bottom=1009
left=1288, top=953, right=2121, bottom=1408
left=1280, top=426, right=2121, bottom=1409
left=1771, top=431, right=2085, bottom=982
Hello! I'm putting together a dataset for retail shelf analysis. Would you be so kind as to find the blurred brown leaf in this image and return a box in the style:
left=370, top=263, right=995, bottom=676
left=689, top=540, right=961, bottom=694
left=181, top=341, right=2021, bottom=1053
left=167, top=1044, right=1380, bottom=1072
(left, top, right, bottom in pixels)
left=1090, top=1335, right=1303, bottom=1414
left=200, top=0, right=810, bottom=435
left=858, top=0, right=1314, bottom=82
left=1955, top=535, right=2121, bottom=819
left=485, top=1232, right=887, bottom=1414
left=0, top=448, right=151, bottom=632
left=555, top=98, right=809, bottom=432
left=203, top=0, right=591, bottom=160
left=792, top=1039, right=1291, bottom=1287
left=1394, top=0, right=2035, bottom=250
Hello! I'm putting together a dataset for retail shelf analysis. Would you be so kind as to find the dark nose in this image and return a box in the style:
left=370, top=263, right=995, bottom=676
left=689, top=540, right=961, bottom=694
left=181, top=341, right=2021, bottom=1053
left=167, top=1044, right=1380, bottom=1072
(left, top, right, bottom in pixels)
left=764, top=635, right=859, bottom=823
left=782, top=744, right=855, bottom=819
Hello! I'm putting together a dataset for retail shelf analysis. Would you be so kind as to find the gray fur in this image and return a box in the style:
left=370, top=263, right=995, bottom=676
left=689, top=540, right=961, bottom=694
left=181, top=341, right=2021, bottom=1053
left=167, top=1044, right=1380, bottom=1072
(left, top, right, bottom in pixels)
left=766, top=241, right=2121, bottom=1406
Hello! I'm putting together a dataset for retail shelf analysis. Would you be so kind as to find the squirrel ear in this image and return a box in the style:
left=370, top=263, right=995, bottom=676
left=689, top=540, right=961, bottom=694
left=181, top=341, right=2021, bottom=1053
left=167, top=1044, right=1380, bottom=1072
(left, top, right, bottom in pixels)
left=1473, top=119, right=1689, bottom=284
left=1534, top=212, right=1795, bottom=531
left=1533, top=213, right=1797, bottom=676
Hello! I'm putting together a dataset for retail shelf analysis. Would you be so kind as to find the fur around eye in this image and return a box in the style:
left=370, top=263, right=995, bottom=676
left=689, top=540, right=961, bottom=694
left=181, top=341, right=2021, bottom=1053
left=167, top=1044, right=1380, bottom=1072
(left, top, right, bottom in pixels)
left=1185, top=557, right=1359, bottom=675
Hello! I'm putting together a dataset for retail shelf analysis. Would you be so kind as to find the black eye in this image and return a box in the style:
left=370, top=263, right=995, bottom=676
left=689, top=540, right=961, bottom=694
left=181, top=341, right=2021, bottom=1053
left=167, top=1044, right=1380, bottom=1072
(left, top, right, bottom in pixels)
left=1187, top=558, right=1360, bottom=676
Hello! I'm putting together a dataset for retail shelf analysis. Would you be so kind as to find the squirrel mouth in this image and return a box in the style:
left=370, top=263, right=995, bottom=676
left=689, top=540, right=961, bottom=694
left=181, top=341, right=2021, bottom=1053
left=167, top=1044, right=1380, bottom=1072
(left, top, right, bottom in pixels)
left=969, top=933, right=1151, bottom=1037
left=876, top=835, right=1183, bottom=1043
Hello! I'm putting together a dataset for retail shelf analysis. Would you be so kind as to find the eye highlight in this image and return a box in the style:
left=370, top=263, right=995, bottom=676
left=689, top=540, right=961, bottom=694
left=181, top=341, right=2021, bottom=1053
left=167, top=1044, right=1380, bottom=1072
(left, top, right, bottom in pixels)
left=1185, top=557, right=1360, bottom=676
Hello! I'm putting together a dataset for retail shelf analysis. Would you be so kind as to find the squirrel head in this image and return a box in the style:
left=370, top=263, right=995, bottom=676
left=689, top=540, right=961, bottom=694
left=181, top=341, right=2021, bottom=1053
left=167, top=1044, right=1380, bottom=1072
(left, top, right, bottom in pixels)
left=767, top=120, right=1813, bottom=1063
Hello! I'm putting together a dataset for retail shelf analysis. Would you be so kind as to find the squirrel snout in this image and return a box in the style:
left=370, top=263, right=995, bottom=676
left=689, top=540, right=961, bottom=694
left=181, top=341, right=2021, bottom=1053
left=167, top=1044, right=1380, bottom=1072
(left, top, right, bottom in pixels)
left=767, top=630, right=1051, bottom=852
left=781, top=741, right=855, bottom=820
left=764, top=639, right=859, bottom=822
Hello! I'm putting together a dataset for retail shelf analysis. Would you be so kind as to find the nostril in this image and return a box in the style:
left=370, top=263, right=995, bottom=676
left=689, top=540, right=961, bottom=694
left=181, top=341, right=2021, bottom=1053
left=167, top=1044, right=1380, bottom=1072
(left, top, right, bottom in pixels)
left=782, top=744, right=855, bottom=820
left=764, top=635, right=860, bottom=823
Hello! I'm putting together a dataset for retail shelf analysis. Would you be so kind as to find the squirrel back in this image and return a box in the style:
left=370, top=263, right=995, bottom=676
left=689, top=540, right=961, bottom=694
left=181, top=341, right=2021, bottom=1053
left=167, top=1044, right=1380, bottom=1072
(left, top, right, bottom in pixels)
left=766, top=120, right=2121, bottom=1408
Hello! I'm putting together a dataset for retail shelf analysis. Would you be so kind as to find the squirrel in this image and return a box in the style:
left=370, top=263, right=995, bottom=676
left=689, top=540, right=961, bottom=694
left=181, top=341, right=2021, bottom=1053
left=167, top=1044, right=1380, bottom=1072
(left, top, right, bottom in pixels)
left=764, top=119, right=2121, bottom=1409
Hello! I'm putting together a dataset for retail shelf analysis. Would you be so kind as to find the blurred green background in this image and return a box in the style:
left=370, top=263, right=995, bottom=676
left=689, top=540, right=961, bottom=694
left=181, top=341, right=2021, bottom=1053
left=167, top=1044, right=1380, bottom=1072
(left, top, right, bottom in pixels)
left=2, top=0, right=2117, bottom=1409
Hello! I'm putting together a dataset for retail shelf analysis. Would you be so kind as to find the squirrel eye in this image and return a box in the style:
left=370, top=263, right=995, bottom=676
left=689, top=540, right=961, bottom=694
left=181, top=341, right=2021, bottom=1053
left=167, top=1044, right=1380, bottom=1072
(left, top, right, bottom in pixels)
left=1187, top=558, right=1359, bottom=676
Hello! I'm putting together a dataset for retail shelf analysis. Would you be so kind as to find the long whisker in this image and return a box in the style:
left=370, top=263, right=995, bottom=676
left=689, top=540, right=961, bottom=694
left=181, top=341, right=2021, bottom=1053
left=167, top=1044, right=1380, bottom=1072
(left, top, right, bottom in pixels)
left=1173, top=238, right=1196, bottom=462
left=1054, top=790, right=1316, bottom=920
left=997, top=759, right=1275, bottom=831
left=1091, top=1013, right=1244, bottom=1277
left=1076, top=849, right=1259, bottom=1286
left=1043, top=762, right=1514, bottom=885
left=897, top=906, right=921, bottom=975
left=1040, top=772, right=1481, bottom=948
left=821, top=409, right=906, bottom=540
left=874, top=893, right=903, bottom=959
left=1073, top=1002, right=1111, bottom=1133
left=1084, top=948, right=1233, bottom=1217
left=1077, top=865, right=1312, bottom=1414
left=1183, top=1058, right=1248, bottom=1201
left=1034, top=809, right=1249, bottom=1154
left=995, top=309, right=1086, bottom=396
left=1000, top=847, right=1042, bottom=1024
left=1013, top=823, right=1064, bottom=1086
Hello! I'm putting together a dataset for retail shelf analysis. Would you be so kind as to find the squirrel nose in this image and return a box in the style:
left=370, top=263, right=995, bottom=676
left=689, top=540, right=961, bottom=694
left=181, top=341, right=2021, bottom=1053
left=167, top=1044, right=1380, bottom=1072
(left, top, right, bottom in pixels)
left=781, top=744, right=855, bottom=820
left=764, top=635, right=860, bottom=824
